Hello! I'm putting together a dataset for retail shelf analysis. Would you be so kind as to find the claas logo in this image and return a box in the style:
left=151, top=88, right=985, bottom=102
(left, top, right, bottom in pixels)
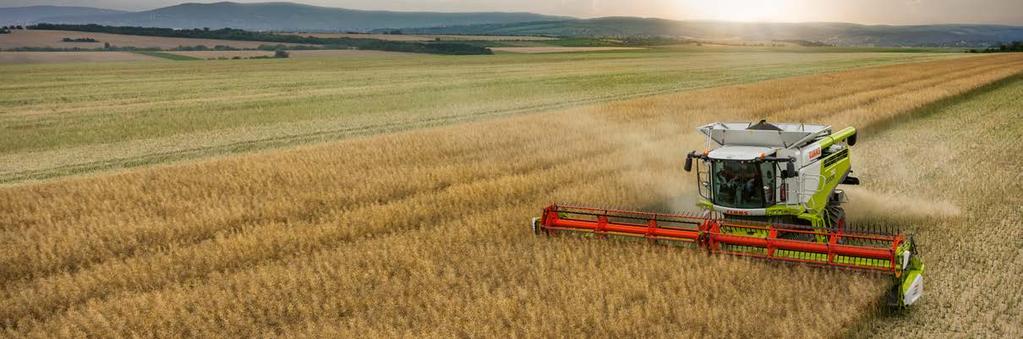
left=808, top=147, right=822, bottom=160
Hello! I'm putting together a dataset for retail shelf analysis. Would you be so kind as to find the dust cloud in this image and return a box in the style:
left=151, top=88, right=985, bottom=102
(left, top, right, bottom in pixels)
left=843, top=186, right=961, bottom=223
left=558, top=109, right=706, bottom=213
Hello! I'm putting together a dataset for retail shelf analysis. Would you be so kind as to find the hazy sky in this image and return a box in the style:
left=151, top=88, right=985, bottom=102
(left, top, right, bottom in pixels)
left=4, top=0, right=1022, bottom=25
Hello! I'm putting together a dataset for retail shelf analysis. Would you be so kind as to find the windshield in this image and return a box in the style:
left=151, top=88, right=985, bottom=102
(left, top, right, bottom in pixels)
left=711, top=160, right=775, bottom=208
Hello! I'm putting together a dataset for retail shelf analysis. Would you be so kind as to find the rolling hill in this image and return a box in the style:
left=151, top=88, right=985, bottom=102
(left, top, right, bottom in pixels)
left=6, top=1, right=568, bottom=32
left=5, top=2, right=1021, bottom=47
left=0, top=5, right=126, bottom=25
left=399, top=17, right=1023, bottom=47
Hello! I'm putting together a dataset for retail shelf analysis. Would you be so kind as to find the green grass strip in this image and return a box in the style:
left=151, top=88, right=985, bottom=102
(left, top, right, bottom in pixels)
left=133, top=51, right=200, bottom=61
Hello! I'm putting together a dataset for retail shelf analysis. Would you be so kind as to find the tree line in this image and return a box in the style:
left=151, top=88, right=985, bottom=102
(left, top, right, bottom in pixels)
left=1, top=25, right=26, bottom=34
left=62, top=37, right=99, bottom=42
left=30, top=23, right=493, bottom=55
left=969, top=41, right=1023, bottom=53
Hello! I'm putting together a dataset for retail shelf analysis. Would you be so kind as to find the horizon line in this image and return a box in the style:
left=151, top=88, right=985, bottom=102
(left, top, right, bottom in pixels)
left=4, top=1, right=1022, bottom=27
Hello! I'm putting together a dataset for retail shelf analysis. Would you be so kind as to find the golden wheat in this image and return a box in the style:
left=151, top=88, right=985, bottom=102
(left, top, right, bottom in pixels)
left=1, top=54, right=1022, bottom=337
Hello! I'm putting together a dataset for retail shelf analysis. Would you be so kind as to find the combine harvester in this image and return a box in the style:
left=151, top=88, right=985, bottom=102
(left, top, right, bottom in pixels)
left=531, top=121, right=925, bottom=307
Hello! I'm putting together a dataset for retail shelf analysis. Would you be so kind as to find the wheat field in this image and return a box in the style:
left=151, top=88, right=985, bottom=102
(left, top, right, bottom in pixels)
left=0, top=48, right=959, bottom=184
left=1, top=52, right=1021, bottom=337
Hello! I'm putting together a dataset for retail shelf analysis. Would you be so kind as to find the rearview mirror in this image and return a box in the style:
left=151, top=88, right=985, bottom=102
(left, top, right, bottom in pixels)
left=783, top=161, right=797, bottom=178
left=684, top=155, right=693, bottom=172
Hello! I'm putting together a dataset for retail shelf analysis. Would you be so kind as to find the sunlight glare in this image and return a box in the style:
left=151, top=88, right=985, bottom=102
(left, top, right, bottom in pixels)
left=685, top=0, right=799, bottom=22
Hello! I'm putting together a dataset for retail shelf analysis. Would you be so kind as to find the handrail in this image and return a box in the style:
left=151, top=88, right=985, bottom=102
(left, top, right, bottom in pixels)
left=797, top=173, right=826, bottom=208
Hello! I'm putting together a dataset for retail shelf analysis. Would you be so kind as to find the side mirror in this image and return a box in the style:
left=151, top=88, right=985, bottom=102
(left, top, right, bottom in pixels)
left=848, top=132, right=857, bottom=146
left=684, top=154, right=693, bottom=172
left=783, top=161, right=797, bottom=178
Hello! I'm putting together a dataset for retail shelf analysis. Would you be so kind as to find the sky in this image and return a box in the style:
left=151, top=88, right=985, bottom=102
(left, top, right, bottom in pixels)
left=3, top=0, right=1022, bottom=25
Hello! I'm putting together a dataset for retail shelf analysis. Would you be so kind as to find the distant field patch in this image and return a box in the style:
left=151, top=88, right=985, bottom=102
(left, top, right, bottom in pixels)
left=282, top=32, right=556, bottom=42
left=173, top=50, right=413, bottom=59
left=170, top=50, right=275, bottom=59
left=0, top=30, right=293, bottom=50
left=0, top=51, right=157, bottom=64
left=492, top=47, right=646, bottom=53
left=287, top=49, right=415, bottom=58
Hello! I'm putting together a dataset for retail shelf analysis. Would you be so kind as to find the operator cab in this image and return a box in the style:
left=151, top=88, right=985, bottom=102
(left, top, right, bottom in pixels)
left=703, top=145, right=789, bottom=209
left=705, top=146, right=778, bottom=209
left=683, top=120, right=814, bottom=215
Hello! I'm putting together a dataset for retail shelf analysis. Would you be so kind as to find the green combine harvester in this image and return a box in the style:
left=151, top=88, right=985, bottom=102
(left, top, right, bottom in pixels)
left=533, top=120, right=924, bottom=307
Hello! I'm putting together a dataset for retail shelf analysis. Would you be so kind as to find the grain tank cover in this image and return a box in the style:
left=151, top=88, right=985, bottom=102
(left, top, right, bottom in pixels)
left=698, top=122, right=831, bottom=148
left=707, top=146, right=776, bottom=160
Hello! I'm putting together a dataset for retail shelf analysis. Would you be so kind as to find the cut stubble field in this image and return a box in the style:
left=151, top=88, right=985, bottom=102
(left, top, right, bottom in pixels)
left=1, top=53, right=1022, bottom=337
left=0, top=48, right=962, bottom=184
left=852, top=72, right=1023, bottom=337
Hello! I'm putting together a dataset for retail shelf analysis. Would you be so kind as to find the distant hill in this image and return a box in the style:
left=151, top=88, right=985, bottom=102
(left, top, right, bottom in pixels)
left=398, top=17, right=1023, bottom=47
left=8, top=2, right=1021, bottom=47
left=14, top=1, right=569, bottom=32
left=0, top=5, right=126, bottom=25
